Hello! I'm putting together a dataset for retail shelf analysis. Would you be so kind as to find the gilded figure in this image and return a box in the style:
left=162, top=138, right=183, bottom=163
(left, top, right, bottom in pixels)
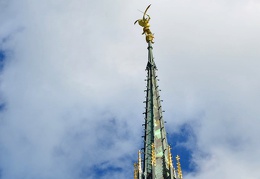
left=134, top=4, right=154, bottom=43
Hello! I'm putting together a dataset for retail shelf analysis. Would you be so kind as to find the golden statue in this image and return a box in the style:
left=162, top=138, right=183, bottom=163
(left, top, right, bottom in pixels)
left=134, top=4, right=154, bottom=43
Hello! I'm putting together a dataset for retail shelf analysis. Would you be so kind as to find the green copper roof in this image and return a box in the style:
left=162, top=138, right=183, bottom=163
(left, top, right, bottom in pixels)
left=134, top=42, right=183, bottom=179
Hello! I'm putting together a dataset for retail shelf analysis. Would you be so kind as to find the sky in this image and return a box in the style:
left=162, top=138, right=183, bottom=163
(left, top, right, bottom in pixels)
left=0, top=0, right=260, bottom=179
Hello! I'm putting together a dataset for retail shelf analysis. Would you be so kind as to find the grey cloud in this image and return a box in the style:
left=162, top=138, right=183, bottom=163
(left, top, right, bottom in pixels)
left=1, top=0, right=260, bottom=179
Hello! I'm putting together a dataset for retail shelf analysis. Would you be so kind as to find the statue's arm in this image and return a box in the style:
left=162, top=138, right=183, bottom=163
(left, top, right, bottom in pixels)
left=143, top=4, right=151, bottom=20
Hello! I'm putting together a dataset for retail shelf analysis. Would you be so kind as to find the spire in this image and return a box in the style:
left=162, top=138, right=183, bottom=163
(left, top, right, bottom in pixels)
left=176, top=155, right=183, bottom=179
left=142, top=39, right=175, bottom=179
left=134, top=4, right=183, bottom=179
left=134, top=150, right=143, bottom=179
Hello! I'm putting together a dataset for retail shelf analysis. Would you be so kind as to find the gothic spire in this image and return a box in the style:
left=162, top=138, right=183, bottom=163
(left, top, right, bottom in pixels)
left=134, top=4, right=183, bottom=179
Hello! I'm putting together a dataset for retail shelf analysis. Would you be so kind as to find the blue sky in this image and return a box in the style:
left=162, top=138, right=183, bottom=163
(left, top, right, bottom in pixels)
left=0, top=51, right=4, bottom=71
left=1, top=0, right=260, bottom=179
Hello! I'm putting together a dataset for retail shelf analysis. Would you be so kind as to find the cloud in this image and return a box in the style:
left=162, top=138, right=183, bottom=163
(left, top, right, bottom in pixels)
left=0, top=0, right=260, bottom=178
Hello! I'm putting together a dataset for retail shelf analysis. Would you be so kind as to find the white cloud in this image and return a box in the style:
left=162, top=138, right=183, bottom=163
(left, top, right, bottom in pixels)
left=0, top=0, right=260, bottom=178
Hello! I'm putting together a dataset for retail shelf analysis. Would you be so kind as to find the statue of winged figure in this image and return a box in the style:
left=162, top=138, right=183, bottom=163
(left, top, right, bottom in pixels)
left=134, top=4, right=154, bottom=43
